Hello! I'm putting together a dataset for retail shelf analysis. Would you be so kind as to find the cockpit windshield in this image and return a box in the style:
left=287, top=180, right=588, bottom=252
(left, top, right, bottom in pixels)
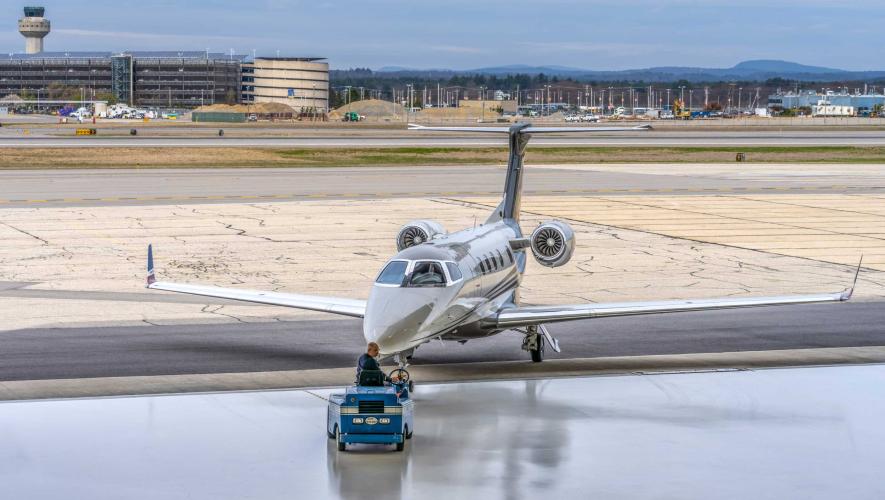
left=376, top=260, right=408, bottom=285
left=409, top=261, right=446, bottom=287
left=375, top=259, right=459, bottom=287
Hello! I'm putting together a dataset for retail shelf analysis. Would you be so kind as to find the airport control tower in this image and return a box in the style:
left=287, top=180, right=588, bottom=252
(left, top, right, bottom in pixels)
left=18, top=6, right=50, bottom=54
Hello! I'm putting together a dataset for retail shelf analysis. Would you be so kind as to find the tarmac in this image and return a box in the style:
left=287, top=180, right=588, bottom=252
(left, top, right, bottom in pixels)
left=1, top=163, right=885, bottom=207
left=3, top=363, right=884, bottom=499
left=1, top=128, right=885, bottom=146
left=1, top=160, right=883, bottom=398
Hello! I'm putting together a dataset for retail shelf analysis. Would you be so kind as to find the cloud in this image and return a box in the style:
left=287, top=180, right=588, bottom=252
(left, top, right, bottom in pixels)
left=427, top=45, right=485, bottom=54
left=55, top=28, right=250, bottom=43
left=519, top=41, right=659, bottom=56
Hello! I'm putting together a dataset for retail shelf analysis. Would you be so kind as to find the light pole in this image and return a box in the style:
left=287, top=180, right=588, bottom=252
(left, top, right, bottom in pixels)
left=480, top=85, right=485, bottom=122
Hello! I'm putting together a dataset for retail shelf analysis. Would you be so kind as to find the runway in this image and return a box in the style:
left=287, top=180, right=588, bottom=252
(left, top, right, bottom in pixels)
left=1, top=301, right=882, bottom=382
left=2, top=129, right=885, bottom=147
left=3, top=364, right=884, bottom=499
left=1, top=163, right=883, bottom=207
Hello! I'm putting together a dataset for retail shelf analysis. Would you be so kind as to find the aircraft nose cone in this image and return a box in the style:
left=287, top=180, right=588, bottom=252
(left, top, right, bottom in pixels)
left=364, top=287, right=437, bottom=354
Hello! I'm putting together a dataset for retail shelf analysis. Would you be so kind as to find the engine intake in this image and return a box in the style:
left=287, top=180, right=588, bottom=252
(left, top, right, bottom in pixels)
left=396, top=220, right=447, bottom=251
left=530, top=221, right=575, bottom=268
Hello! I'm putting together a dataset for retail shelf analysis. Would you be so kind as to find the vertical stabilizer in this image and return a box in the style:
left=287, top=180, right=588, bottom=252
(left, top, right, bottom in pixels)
left=487, top=123, right=531, bottom=224
left=147, top=244, right=156, bottom=286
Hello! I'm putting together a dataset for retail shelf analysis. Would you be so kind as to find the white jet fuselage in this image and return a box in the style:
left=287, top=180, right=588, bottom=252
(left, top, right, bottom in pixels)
left=363, top=221, right=524, bottom=356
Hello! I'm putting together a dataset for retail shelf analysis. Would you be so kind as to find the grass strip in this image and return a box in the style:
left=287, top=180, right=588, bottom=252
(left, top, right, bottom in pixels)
left=1, top=146, right=885, bottom=169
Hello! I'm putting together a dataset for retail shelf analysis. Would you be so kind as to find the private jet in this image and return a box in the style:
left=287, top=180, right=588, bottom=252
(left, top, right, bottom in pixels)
left=146, top=123, right=858, bottom=365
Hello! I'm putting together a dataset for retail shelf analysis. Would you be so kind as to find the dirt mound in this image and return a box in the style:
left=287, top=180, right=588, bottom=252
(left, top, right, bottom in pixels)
left=331, top=99, right=401, bottom=119
left=194, top=102, right=295, bottom=114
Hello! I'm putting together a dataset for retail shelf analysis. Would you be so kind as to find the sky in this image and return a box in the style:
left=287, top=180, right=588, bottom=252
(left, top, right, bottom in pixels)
left=2, top=1, right=884, bottom=71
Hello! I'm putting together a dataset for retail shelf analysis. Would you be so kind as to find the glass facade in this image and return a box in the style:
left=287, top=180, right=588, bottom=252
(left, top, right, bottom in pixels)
left=111, top=55, right=132, bottom=105
left=0, top=51, right=245, bottom=108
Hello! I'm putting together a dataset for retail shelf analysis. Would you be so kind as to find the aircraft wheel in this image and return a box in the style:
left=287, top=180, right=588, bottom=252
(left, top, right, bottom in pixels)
left=396, top=440, right=405, bottom=452
left=405, top=425, right=413, bottom=439
left=530, top=335, right=545, bottom=363
left=335, top=425, right=346, bottom=451
left=408, top=380, right=414, bottom=392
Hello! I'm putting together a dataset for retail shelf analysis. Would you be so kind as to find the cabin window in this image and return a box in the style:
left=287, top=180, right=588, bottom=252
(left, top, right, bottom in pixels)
left=506, top=248, right=514, bottom=263
left=446, top=262, right=463, bottom=282
left=485, top=257, right=494, bottom=272
left=376, top=260, right=408, bottom=285
left=409, top=261, right=446, bottom=287
left=478, top=260, right=486, bottom=274
left=496, top=250, right=505, bottom=267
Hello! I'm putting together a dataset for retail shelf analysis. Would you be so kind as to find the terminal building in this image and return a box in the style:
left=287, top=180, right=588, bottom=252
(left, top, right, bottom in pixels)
left=1, top=7, right=329, bottom=111
left=768, top=90, right=885, bottom=114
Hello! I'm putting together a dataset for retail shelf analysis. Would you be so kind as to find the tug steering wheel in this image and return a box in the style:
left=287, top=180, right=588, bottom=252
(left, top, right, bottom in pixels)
left=388, top=368, right=414, bottom=392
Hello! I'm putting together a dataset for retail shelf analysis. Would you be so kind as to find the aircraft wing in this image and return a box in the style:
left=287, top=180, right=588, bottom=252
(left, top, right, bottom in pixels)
left=492, top=291, right=852, bottom=329
left=145, top=245, right=366, bottom=318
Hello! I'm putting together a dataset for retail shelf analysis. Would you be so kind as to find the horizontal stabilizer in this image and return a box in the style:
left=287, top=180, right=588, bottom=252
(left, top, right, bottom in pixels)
left=408, top=123, right=651, bottom=133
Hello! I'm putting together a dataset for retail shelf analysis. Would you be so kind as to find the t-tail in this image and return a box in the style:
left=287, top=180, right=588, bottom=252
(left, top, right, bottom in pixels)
left=147, top=244, right=156, bottom=286
left=408, top=122, right=651, bottom=225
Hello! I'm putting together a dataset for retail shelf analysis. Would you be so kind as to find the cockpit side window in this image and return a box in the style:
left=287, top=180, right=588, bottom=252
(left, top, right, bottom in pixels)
left=376, top=260, right=408, bottom=285
left=409, top=261, right=446, bottom=287
left=446, top=262, right=463, bottom=282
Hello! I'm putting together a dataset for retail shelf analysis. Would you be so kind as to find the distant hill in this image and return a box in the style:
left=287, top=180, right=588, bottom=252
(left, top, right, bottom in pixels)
left=371, top=60, right=885, bottom=82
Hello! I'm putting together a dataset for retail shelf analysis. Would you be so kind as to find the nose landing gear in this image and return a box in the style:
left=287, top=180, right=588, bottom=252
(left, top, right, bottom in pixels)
left=392, top=349, right=416, bottom=392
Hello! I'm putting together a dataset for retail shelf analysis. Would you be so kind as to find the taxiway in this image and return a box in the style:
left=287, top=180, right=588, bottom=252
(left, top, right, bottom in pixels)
left=1, top=129, right=885, bottom=147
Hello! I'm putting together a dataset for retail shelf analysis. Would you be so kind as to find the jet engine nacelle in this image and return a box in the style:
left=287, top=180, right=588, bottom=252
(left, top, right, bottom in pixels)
left=396, top=220, right=447, bottom=251
left=530, top=221, right=576, bottom=268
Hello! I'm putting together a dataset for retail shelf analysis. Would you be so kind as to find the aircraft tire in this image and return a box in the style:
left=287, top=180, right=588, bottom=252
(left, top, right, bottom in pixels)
left=396, top=440, right=405, bottom=452
left=530, top=336, right=545, bottom=363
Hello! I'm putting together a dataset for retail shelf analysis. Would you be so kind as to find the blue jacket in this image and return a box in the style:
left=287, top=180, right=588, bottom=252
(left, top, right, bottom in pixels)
left=356, top=353, right=382, bottom=380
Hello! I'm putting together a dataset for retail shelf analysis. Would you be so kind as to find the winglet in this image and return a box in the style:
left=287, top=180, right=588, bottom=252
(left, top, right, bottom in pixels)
left=147, top=244, right=156, bottom=287
left=840, top=254, right=863, bottom=301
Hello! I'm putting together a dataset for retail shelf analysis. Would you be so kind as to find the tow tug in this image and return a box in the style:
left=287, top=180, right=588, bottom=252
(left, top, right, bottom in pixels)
left=327, top=368, right=414, bottom=452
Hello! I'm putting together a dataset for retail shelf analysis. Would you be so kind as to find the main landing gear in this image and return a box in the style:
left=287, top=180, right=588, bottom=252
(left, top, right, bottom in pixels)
left=521, top=324, right=560, bottom=363
left=522, top=325, right=545, bottom=362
